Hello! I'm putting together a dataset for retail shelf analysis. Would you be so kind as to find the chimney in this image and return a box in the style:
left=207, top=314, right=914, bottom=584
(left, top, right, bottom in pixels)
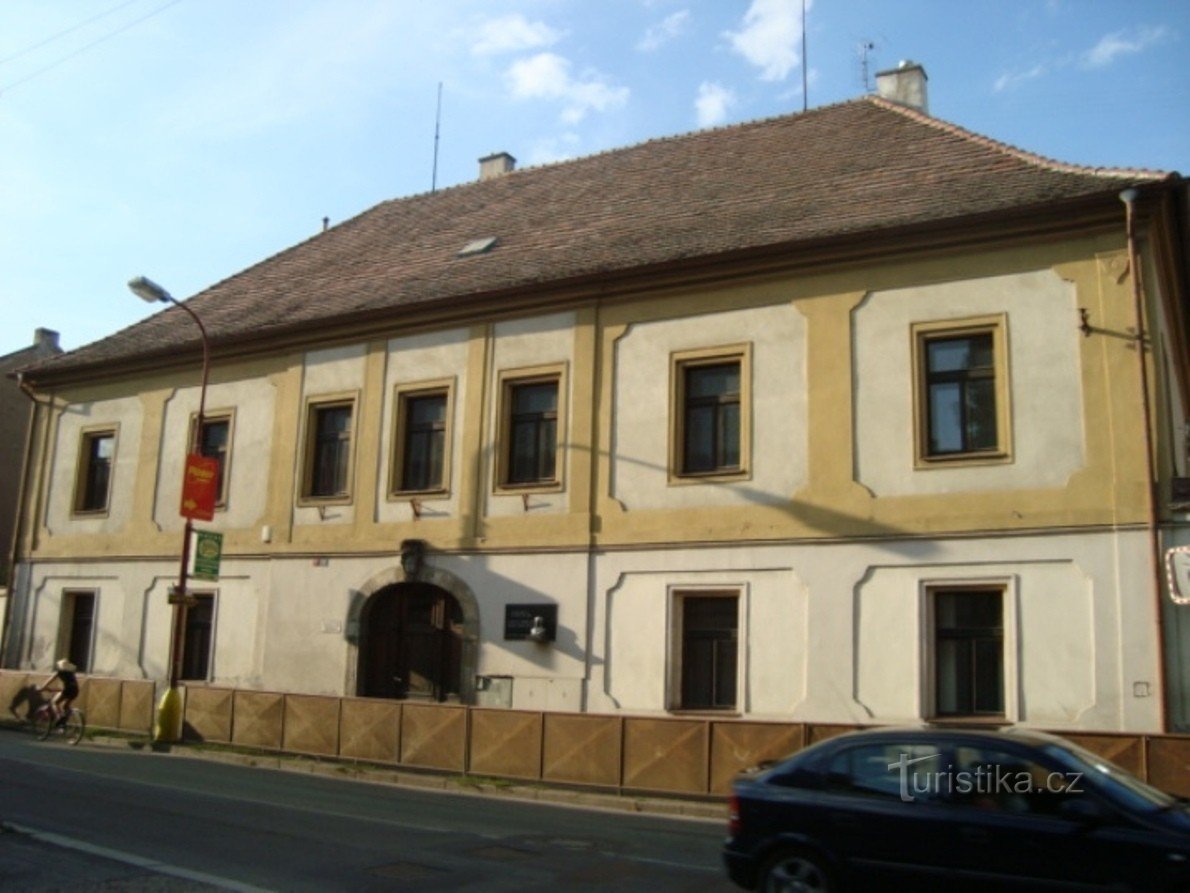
left=33, top=328, right=60, bottom=352
left=479, top=152, right=516, bottom=181
left=875, top=60, right=928, bottom=114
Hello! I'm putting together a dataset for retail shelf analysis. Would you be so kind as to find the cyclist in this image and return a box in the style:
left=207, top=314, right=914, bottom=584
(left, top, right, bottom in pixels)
left=39, top=659, right=79, bottom=726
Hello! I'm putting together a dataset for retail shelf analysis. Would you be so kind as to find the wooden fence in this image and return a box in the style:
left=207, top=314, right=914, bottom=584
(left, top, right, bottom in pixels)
left=3, top=670, right=1189, bottom=797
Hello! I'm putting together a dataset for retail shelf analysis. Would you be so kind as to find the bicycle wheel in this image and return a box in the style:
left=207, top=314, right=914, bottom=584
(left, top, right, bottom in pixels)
left=64, top=709, right=85, bottom=745
left=34, top=709, right=53, bottom=741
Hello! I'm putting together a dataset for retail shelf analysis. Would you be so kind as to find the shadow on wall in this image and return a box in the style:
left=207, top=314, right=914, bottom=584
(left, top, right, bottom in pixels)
left=8, top=684, right=48, bottom=722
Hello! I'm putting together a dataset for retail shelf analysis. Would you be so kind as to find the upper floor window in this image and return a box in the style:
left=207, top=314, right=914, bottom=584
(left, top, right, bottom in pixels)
left=671, top=345, right=751, bottom=480
left=500, top=371, right=562, bottom=488
left=192, top=413, right=232, bottom=507
left=392, top=384, right=451, bottom=495
left=913, top=318, right=1010, bottom=463
left=74, top=428, right=116, bottom=514
left=302, top=398, right=355, bottom=500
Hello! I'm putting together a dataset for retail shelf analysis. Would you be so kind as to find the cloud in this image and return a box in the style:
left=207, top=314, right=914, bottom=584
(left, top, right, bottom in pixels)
left=725, top=0, right=808, bottom=82
left=525, top=132, right=582, bottom=166
left=1082, top=25, right=1170, bottom=68
left=472, top=14, right=563, bottom=56
left=506, top=52, right=629, bottom=123
left=695, top=82, right=735, bottom=127
left=993, top=63, right=1048, bottom=93
left=638, top=10, right=690, bottom=52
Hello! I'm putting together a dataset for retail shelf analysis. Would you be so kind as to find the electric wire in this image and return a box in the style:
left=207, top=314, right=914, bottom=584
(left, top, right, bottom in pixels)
left=0, top=0, right=144, bottom=66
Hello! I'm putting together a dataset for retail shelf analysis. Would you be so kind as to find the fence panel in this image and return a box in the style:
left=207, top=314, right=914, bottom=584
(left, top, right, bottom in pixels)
left=283, top=695, right=341, bottom=757
left=400, top=703, right=466, bottom=771
left=339, top=698, right=400, bottom=763
left=542, top=714, right=621, bottom=788
left=623, top=717, right=709, bottom=794
left=469, top=709, right=543, bottom=780
left=1063, top=733, right=1145, bottom=777
left=710, top=722, right=804, bottom=793
left=1146, top=736, right=1190, bottom=798
left=231, top=690, right=284, bottom=750
left=183, top=687, right=235, bottom=742
left=86, top=677, right=123, bottom=729
left=118, top=680, right=156, bottom=733
left=0, top=671, right=33, bottom=720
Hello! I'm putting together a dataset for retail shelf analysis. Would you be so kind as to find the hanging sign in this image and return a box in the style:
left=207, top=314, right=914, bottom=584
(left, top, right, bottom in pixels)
left=180, top=453, right=218, bottom=521
left=192, top=530, right=223, bottom=582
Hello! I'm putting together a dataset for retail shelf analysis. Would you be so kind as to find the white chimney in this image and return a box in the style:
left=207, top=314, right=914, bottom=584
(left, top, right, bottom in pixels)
left=479, top=152, right=516, bottom=181
left=875, top=60, right=928, bottom=114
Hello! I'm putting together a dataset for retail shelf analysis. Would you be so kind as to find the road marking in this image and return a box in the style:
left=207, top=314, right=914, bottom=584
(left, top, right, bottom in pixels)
left=4, top=822, right=273, bottom=892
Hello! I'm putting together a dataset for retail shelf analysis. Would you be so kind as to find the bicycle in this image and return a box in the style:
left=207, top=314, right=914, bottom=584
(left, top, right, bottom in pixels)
left=32, top=704, right=86, bottom=745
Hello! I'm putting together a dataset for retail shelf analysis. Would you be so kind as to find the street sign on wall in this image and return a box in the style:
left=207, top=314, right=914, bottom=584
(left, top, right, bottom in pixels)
left=181, top=453, right=218, bottom=521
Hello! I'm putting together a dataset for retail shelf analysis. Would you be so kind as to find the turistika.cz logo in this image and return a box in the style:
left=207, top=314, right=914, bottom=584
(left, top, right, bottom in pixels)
left=888, top=753, right=1084, bottom=804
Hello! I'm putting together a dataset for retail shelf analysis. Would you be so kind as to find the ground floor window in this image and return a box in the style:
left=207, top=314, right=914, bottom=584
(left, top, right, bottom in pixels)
left=932, top=588, right=1004, bottom=717
left=675, top=592, right=739, bottom=710
left=179, top=594, right=215, bottom=681
left=59, top=590, right=96, bottom=672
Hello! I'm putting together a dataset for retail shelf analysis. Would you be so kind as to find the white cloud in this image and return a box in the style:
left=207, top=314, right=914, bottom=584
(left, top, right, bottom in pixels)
left=695, top=82, right=735, bottom=128
left=506, top=52, right=629, bottom=123
left=725, top=0, right=808, bottom=82
left=638, top=10, right=690, bottom=52
left=472, top=14, right=563, bottom=56
left=525, top=132, right=582, bottom=166
left=1083, top=25, right=1170, bottom=68
left=993, top=63, right=1048, bottom=93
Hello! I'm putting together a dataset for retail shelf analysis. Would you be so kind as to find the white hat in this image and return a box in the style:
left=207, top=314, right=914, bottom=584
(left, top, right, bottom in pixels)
left=56, top=659, right=76, bottom=672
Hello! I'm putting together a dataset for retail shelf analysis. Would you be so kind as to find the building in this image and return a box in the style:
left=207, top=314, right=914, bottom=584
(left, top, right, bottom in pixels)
left=7, top=67, right=1190, bottom=732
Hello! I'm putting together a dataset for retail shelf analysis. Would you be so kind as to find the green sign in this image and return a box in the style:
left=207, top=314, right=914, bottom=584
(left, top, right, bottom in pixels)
left=192, top=530, right=223, bottom=581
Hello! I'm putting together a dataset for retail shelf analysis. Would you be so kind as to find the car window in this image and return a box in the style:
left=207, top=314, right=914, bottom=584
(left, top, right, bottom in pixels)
left=950, top=746, right=1085, bottom=816
left=827, top=742, right=946, bottom=802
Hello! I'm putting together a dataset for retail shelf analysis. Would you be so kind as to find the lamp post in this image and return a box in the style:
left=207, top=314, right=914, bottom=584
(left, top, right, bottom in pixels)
left=129, top=276, right=210, bottom=743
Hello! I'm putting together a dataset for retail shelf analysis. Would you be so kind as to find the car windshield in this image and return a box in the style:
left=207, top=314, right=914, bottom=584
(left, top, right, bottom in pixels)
left=1041, top=741, right=1179, bottom=812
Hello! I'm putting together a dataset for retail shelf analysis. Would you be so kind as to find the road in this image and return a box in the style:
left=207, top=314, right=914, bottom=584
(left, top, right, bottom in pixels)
left=0, top=731, right=729, bottom=891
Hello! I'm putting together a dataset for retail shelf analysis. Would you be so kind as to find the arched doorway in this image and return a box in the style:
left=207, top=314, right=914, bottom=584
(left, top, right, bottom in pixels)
left=358, top=582, right=463, bottom=701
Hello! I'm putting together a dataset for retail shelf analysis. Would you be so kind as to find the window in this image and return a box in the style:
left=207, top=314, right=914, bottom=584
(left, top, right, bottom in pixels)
left=676, top=593, right=739, bottom=710
left=933, top=589, right=1004, bottom=717
left=180, top=594, right=215, bottom=681
left=392, top=384, right=451, bottom=495
left=302, top=399, right=355, bottom=500
left=502, top=375, right=560, bottom=487
left=671, top=346, right=750, bottom=480
left=913, top=317, right=1010, bottom=462
left=827, top=743, right=945, bottom=800
left=192, top=414, right=232, bottom=506
left=74, top=428, right=116, bottom=513
left=59, top=590, right=96, bottom=672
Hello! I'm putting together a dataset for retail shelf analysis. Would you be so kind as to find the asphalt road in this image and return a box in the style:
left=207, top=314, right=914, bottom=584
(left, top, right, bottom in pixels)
left=0, top=731, right=729, bottom=891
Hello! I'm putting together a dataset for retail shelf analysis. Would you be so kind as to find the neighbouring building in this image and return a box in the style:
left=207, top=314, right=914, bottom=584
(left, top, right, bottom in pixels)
left=7, top=67, right=1190, bottom=732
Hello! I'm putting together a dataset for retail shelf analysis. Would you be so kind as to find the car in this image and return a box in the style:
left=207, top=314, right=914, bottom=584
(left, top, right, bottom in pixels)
left=723, top=725, right=1190, bottom=892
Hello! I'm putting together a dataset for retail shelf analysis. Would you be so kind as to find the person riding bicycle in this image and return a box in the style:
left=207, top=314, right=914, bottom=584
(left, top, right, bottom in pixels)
left=39, top=659, right=79, bottom=726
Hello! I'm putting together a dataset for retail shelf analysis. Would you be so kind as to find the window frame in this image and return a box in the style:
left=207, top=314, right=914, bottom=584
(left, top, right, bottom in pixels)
left=911, top=316, right=1012, bottom=467
left=923, top=580, right=1016, bottom=722
left=72, top=425, right=118, bottom=516
left=189, top=410, right=235, bottom=509
left=57, top=589, right=97, bottom=673
left=389, top=379, right=454, bottom=498
left=298, top=393, right=358, bottom=505
left=495, top=364, right=567, bottom=493
left=668, top=587, right=742, bottom=713
left=669, top=344, right=752, bottom=484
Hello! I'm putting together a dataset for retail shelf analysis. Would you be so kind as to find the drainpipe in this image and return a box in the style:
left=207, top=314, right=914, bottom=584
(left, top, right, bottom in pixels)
left=1120, top=187, right=1171, bottom=733
left=2, top=374, right=47, bottom=667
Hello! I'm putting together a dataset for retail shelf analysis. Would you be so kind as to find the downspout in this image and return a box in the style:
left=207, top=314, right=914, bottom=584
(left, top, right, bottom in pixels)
left=1120, top=187, right=1171, bottom=733
left=1, top=373, right=47, bottom=667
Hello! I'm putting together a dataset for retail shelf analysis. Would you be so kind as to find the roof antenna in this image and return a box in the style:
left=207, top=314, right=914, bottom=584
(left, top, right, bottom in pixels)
left=431, top=81, right=443, bottom=193
left=859, top=41, right=876, bottom=92
left=801, top=0, right=808, bottom=112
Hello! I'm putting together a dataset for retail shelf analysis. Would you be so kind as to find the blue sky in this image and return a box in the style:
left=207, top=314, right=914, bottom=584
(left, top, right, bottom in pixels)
left=2, top=0, right=1186, bottom=359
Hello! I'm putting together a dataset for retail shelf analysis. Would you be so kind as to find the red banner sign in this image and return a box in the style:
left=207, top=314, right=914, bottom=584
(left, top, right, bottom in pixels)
left=180, top=453, right=218, bottom=521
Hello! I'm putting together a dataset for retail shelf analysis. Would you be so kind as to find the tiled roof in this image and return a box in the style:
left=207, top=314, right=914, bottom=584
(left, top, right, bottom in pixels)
left=29, top=96, right=1171, bottom=378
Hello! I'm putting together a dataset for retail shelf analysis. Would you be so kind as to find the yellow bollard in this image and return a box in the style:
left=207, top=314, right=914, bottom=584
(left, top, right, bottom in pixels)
left=153, top=685, right=183, bottom=743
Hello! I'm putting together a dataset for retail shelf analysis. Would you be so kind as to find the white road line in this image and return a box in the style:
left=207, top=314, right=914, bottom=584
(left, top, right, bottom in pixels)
left=4, top=822, right=273, bottom=893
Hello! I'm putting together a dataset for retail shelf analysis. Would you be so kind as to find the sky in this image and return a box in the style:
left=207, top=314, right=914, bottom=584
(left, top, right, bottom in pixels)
left=1, top=0, right=1187, bottom=360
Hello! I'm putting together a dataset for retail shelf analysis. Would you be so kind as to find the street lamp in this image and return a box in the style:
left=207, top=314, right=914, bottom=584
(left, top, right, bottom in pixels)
left=129, top=276, right=210, bottom=743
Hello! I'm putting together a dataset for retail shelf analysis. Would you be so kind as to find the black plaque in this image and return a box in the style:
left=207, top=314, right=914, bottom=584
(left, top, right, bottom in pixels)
left=504, top=604, right=558, bottom=641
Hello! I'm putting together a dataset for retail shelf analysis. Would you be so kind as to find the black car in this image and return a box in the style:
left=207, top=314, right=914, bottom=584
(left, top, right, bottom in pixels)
left=724, top=726, right=1190, bottom=891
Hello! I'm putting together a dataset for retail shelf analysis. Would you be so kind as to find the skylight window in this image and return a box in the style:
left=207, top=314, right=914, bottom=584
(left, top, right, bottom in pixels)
left=457, top=236, right=498, bottom=258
